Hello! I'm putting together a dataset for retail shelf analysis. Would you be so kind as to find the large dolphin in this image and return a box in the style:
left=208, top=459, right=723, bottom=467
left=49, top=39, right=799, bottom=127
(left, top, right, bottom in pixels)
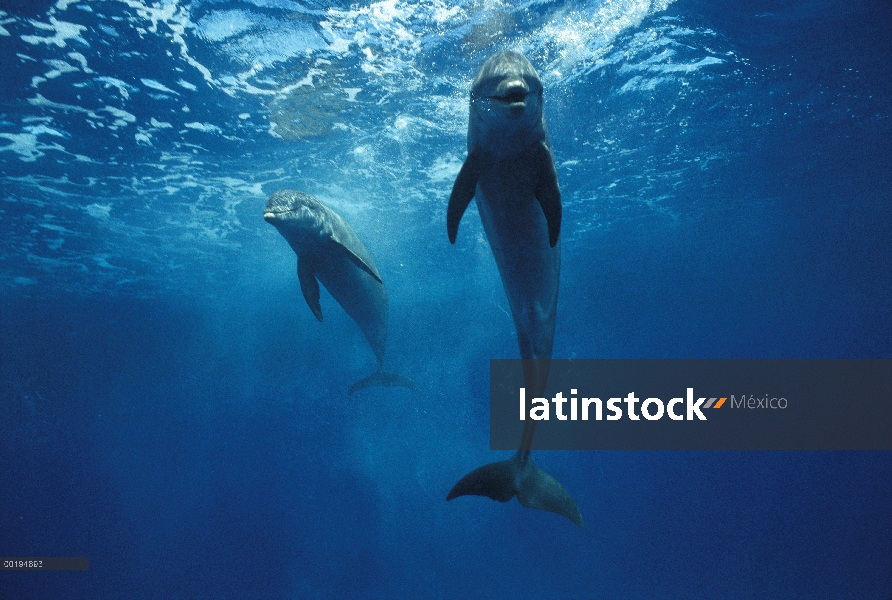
left=264, top=190, right=416, bottom=394
left=445, top=51, right=582, bottom=527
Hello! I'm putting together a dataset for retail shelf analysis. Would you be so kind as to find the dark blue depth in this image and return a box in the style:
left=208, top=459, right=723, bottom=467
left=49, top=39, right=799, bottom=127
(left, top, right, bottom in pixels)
left=1, top=0, right=890, bottom=598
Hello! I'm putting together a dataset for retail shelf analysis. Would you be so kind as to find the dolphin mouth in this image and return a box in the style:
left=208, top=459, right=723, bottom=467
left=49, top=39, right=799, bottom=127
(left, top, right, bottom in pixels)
left=263, top=211, right=278, bottom=222
left=492, top=90, right=528, bottom=106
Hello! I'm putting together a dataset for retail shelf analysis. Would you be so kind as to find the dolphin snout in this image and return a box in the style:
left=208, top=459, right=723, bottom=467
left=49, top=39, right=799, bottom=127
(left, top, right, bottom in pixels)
left=493, top=79, right=529, bottom=105
left=263, top=212, right=276, bottom=222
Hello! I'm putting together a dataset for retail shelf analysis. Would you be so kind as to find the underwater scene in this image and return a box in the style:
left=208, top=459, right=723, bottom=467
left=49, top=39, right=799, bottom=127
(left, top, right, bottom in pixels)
left=1, top=0, right=890, bottom=597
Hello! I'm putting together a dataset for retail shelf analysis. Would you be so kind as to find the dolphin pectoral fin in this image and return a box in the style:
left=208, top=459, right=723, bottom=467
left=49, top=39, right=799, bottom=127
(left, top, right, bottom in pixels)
left=447, top=153, right=480, bottom=244
left=516, top=457, right=583, bottom=527
left=347, top=370, right=418, bottom=395
left=332, top=241, right=384, bottom=284
left=533, top=142, right=562, bottom=247
left=446, top=458, right=517, bottom=503
left=297, top=256, right=323, bottom=322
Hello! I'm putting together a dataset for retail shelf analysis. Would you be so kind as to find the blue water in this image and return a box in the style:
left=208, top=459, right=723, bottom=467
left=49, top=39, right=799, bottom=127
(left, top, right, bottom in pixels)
left=2, top=0, right=890, bottom=597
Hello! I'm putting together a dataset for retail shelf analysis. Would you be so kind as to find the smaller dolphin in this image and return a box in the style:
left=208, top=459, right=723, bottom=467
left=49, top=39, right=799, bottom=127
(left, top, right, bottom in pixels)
left=264, top=190, right=416, bottom=394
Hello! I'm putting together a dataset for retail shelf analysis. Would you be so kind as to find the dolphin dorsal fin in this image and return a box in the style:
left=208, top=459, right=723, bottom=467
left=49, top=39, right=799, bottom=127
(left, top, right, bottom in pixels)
left=447, top=151, right=481, bottom=244
left=330, top=238, right=383, bottom=284
left=297, top=255, right=323, bottom=322
left=324, top=212, right=383, bottom=284
left=533, top=142, right=562, bottom=247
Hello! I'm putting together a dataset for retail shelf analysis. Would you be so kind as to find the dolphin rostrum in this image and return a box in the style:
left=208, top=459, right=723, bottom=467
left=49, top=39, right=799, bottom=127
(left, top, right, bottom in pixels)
left=445, top=51, right=582, bottom=527
left=264, top=190, right=416, bottom=395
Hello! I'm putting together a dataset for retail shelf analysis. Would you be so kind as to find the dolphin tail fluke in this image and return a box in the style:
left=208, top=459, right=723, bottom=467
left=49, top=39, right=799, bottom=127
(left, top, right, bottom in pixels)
left=447, top=453, right=583, bottom=527
left=446, top=457, right=517, bottom=502
left=515, top=457, right=583, bottom=527
left=347, top=370, right=417, bottom=395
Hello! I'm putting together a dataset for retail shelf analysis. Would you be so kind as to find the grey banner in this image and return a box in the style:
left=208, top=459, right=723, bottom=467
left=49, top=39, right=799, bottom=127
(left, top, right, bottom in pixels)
left=490, top=359, right=892, bottom=450
left=1, top=557, right=89, bottom=571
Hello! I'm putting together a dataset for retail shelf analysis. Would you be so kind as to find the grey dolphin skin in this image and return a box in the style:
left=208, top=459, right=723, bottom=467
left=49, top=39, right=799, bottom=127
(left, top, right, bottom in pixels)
left=264, top=190, right=416, bottom=394
left=445, top=51, right=582, bottom=527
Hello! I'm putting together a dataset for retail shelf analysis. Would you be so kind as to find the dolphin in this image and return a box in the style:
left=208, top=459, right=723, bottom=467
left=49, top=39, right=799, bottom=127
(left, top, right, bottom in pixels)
left=264, top=190, right=416, bottom=395
left=445, top=51, right=582, bottom=527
